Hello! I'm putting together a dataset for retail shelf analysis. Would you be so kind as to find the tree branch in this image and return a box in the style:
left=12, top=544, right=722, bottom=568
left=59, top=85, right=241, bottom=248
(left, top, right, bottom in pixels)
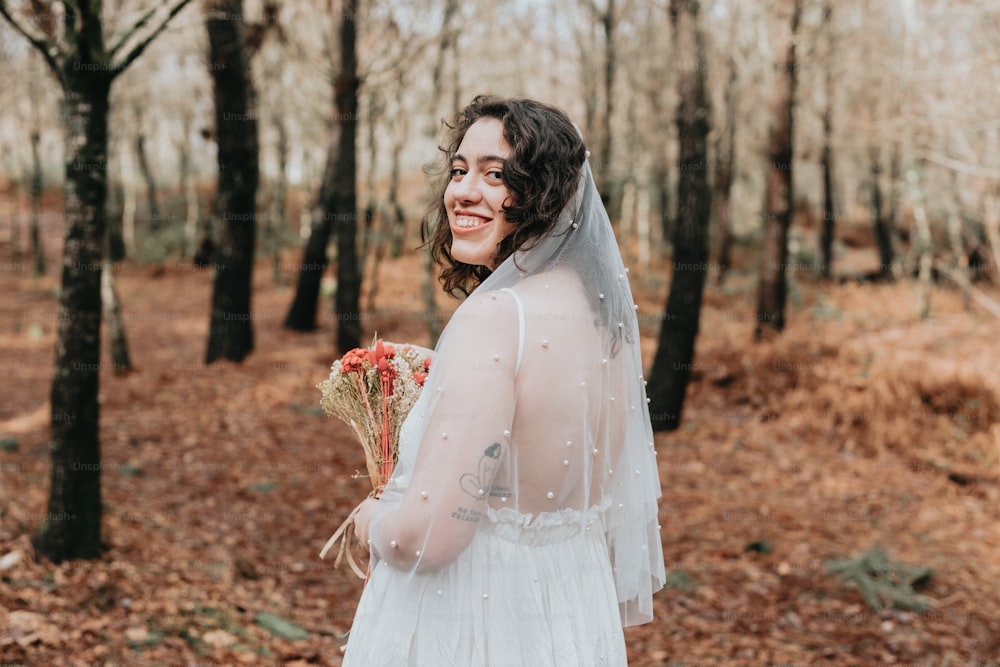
left=0, top=0, right=63, bottom=79
left=107, top=3, right=160, bottom=60
left=109, top=0, right=194, bottom=78
left=918, top=149, right=1000, bottom=180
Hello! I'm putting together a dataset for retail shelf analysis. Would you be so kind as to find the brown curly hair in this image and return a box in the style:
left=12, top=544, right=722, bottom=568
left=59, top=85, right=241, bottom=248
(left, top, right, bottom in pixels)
left=421, top=95, right=588, bottom=296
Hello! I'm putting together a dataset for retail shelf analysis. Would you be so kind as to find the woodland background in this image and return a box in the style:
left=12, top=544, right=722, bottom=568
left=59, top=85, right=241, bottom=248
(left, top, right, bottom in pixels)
left=1, top=0, right=999, bottom=665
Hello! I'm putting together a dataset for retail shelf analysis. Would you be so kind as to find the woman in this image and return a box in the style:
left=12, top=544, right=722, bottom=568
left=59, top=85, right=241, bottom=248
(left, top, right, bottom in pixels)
left=344, top=95, right=665, bottom=666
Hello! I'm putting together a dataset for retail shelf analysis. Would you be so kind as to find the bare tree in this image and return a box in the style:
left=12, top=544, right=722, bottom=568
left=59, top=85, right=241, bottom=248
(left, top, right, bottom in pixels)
left=0, top=0, right=194, bottom=562
left=28, top=128, right=45, bottom=275
left=204, top=0, right=261, bottom=364
left=870, top=145, right=895, bottom=280
left=579, top=0, right=619, bottom=211
left=713, top=6, right=739, bottom=284
left=755, top=0, right=801, bottom=337
left=176, top=108, right=201, bottom=260
left=329, top=0, right=361, bottom=353
left=283, top=0, right=361, bottom=347
left=818, top=0, right=836, bottom=280
left=647, top=0, right=712, bottom=432
left=420, top=0, right=460, bottom=346
left=132, top=107, right=161, bottom=233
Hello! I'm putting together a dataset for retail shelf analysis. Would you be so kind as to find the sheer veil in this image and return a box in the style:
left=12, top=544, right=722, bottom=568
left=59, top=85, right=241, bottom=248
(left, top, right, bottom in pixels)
left=367, top=137, right=666, bottom=627
left=478, top=154, right=666, bottom=625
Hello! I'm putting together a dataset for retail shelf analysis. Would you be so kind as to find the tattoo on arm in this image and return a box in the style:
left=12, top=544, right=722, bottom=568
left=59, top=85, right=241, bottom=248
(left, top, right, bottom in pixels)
left=451, top=506, right=483, bottom=523
left=459, top=442, right=502, bottom=499
left=489, top=485, right=512, bottom=500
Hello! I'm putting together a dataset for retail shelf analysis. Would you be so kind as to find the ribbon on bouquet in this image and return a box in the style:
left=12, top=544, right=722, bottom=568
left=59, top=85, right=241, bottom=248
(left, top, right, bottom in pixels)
left=319, top=489, right=379, bottom=580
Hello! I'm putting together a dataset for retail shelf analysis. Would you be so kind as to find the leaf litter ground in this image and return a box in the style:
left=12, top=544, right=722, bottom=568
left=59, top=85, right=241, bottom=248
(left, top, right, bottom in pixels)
left=1, top=251, right=998, bottom=666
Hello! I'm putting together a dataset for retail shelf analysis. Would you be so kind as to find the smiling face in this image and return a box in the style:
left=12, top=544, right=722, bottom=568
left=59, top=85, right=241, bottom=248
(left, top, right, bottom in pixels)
left=444, top=118, right=516, bottom=268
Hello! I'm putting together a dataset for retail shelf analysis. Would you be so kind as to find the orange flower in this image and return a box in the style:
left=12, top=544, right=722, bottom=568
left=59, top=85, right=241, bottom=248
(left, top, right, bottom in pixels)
left=340, top=348, right=368, bottom=374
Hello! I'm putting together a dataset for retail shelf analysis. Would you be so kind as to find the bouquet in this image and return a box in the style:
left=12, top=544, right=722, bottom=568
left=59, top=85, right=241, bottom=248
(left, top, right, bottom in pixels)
left=317, top=338, right=430, bottom=578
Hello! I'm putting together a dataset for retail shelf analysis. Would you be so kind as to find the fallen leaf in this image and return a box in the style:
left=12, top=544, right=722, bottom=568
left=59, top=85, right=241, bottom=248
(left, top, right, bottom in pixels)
left=254, top=611, right=309, bottom=640
left=0, top=550, right=23, bottom=570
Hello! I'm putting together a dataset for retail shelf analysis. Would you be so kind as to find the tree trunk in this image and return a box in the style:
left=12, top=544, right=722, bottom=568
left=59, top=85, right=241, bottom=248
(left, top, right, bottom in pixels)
left=619, top=179, right=636, bottom=258
left=819, top=120, right=835, bottom=281
left=871, top=147, right=895, bottom=279
left=331, top=0, right=361, bottom=354
left=283, top=171, right=332, bottom=331
left=7, top=168, right=22, bottom=268
left=205, top=0, right=259, bottom=364
left=598, top=0, right=617, bottom=213
left=420, top=0, right=458, bottom=345
left=945, top=170, right=969, bottom=308
left=107, top=139, right=125, bottom=263
left=387, top=110, right=407, bottom=259
left=653, top=161, right=670, bottom=256
left=32, top=74, right=113, bottom=563
left=714, top=53, right=736, bottom=285
left=361, top=90, right=381, bottom=283
left=268, top=114, right=288, bottom=282
left=888, top=145, right=903, bottom=279
left=134, top=129, right=160, bottom=232
left=29, top=129, right=45, bottom=276
left=578, top=36, right=598, bottom=167
left=819, top=1, right=835, bottom=281
left=362, top=91, right=387, bottom=314
left=647, top=0, right=712, bottom=433
left=119, top=137, right=137, bottom=258
left=178, top=118, right=200, bottom=260
left=1, top=0, right=194, bottom=564
left=907, top=165, right=933, bottom=319
left=755, top=0, right=800, bottom=337
left=636, top=185, right=651, bottom=269
left=106, top=179, right=124, bottom=262
left=714, top=155, right=733, bottom=282
left=101, top=263, right=131, bottom=373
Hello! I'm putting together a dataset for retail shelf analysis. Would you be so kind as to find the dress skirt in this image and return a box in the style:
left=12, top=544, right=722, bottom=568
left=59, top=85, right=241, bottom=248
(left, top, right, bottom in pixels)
left=341, top=504, right=627, bottom=667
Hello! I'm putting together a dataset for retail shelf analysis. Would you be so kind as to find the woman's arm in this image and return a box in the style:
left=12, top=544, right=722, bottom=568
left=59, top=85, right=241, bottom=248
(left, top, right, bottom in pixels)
left=367, top=292, right=518, bottom=572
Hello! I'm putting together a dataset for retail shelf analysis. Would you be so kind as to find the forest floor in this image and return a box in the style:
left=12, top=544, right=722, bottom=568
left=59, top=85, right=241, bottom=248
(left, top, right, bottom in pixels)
left=1, top=234, right=999, bottom=667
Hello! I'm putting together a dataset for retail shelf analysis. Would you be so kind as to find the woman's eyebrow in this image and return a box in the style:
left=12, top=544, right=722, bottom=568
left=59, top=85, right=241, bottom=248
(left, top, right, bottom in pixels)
left=452, top=153, right=507, bottom=165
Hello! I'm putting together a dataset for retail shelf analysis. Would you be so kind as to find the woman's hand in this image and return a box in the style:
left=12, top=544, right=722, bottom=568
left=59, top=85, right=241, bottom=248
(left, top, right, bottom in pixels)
left=353, top=497, right=379, bottom=549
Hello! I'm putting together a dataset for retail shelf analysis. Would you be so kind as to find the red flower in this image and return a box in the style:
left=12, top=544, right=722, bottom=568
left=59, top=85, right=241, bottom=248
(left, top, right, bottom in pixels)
left=340, top=348, right=368, bottom=374
left=378, top=357, right=397, bottom=383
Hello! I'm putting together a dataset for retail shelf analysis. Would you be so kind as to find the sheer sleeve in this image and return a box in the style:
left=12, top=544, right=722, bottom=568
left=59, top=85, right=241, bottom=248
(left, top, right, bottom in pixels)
left=366, top=290, right=518, bottom=572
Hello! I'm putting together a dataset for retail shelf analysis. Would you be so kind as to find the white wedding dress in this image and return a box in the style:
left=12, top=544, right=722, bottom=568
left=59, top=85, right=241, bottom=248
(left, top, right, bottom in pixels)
left=340, top=157, right=663, bottom=667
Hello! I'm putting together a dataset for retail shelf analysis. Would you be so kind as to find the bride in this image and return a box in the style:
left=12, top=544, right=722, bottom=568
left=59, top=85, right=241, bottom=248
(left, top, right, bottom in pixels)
left=343, top=95, right=665, bottom=666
